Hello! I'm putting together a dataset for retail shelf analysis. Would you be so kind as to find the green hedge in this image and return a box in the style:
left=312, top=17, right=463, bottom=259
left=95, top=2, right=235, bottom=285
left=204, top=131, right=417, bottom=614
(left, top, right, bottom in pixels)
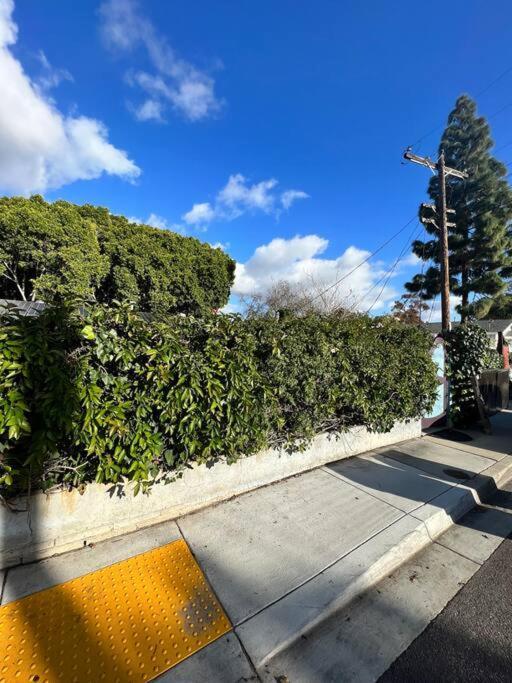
left=0, top=195, right=236, bottom=314
left=0, top=304, right=437, bottom=496
left=446, top=323, right=493, bottom=426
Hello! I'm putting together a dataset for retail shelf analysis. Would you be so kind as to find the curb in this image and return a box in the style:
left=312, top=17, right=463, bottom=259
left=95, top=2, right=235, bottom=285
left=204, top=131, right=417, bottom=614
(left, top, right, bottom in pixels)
left=0, top=421, right=420, bottom=570
left=236, top=453, right=512, bottom=670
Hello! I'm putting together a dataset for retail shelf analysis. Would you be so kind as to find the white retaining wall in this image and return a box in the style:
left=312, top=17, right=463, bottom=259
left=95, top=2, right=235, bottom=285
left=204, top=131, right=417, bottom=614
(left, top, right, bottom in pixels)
left=1, top=420, right=420, bottom=568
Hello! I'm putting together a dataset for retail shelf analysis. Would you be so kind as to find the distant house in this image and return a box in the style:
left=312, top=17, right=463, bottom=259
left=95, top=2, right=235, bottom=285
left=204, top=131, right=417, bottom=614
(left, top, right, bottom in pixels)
left=424, top=320, right=512, bottom=350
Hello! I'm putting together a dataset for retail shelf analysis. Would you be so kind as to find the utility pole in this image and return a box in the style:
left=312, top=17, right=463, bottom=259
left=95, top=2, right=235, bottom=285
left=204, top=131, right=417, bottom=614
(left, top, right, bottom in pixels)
left=403, top=149, right=468, bottom=335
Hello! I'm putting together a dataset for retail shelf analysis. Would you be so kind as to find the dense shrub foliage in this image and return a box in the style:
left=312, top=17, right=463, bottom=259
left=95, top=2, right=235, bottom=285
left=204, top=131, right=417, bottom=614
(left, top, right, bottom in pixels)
left=0, top=195, right=235, bottom=314
left=0, top=305, right=437, bottom=496
left=446, top=323, right=490, bottom=426
left=482, top=348, right=504, bottom=370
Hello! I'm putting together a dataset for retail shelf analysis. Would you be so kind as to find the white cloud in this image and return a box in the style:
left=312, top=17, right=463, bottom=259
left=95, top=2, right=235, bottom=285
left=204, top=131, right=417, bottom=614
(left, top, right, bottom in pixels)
left=423, top=295, right=462, bottom=323
left=0, top=0, right=16, bottom=45
left=183, top=202, right=215, bottom=226
left=281, top=189, right=310, bottom=210
left=209, top=241, right=230, bottom=251
left=131, top=98, right=163, bottom=122
left=36, top=50, right=73, bottom=91
left=183, top=174, right=310, bottom=228
left=128, top=212, right=185, bottom=233
left=146, top=212, right=169, bottom=229
left=401, top=251, right=422, bottom=267
left=218, top=174, right=278, bottom=216
left=100, top=0, right=221, bottom=122
left=232, top=235, right=398, bottom=313
left=0, top=0, right=140, bottom=194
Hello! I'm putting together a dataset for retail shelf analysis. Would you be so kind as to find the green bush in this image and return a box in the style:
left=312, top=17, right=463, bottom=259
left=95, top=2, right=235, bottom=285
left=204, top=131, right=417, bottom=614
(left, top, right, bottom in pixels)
left=250, top=314, right=437, bottom=445
left=0, top=195, right=235, bottom=314
left=446, top=323, right=490, bottom=426
left=0, top=305, right=437, bottom=496
left=482, top=348, right=504, bottom=370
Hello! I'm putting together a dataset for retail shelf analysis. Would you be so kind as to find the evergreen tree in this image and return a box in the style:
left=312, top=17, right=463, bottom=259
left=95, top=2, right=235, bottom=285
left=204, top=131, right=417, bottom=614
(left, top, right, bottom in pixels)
left=405, top=95, right=512, bottom=321
left=483, top=291, right=512, bottom=319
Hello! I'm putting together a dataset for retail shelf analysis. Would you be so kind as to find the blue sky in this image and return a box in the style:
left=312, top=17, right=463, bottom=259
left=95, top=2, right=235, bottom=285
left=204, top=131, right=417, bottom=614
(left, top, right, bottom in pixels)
left=2, top=0, right=512, bottom=315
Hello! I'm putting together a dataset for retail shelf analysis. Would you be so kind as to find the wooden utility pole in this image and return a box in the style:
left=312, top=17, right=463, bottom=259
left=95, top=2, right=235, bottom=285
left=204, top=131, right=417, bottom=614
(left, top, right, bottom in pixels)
left=437, top=151, right=451, bottom=334
left=403, top=149, right=468, bottom=335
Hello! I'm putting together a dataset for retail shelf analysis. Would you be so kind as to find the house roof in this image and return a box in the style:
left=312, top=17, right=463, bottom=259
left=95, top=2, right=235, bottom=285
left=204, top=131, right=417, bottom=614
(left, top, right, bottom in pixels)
left=0, top=299, right=47, bottom=316
left=0, top=299, right=156, bottom=321
left=424, top=319, right=512, bottom=334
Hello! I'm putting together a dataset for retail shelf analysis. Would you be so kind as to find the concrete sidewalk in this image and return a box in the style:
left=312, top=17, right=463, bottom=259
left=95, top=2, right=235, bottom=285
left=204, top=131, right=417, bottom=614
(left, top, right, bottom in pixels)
left=2, top=412, right=512, bottom=681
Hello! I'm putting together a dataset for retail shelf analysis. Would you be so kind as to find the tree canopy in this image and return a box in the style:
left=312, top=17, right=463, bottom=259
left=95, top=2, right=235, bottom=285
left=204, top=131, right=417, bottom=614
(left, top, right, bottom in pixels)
left=0, top=195, right=235, bottom=313
left=405, top=95, right=512, bottom=320
left=391, top=295, right=428, bottom=325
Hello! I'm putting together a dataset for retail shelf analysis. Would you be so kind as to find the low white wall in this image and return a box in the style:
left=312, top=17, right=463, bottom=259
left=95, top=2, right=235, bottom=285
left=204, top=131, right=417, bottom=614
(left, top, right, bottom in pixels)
left=1, top=420, right=420, bottom=569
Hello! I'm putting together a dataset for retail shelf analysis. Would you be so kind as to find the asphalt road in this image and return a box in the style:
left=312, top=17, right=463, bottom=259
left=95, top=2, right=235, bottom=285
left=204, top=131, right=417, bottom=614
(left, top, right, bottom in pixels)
left=379, top=483, right=512, bottom=683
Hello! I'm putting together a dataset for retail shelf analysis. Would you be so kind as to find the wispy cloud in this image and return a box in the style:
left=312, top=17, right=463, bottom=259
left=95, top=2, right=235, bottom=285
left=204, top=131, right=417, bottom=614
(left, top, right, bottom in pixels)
left=129, top=98, right=163, bottom=122
left=0, top=0, right=139, bottom=194
left=182, top=174, right=309, bottom=228
left=281, top=189, right=310, bottom=211
left=35, top=50, right=73, bottom=92
left=100, top=0, right=222, bottom=122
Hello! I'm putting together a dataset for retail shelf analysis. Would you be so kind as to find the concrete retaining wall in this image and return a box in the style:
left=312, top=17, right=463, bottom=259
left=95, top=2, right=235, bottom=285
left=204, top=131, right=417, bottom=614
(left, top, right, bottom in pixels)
left=1, top=420, right=420, bottom=569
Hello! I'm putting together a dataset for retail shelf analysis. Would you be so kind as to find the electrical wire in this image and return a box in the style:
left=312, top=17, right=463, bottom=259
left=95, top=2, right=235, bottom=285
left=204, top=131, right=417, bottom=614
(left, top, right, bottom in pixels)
left=365, top=222, right=423, bottom=314
left=409, top=65, right=512, bottom=154
left=428, top=294, right=438, bottom=323
left=417, top=226, right=428, bottom=323
left=309, top=215, right=417, bottom=305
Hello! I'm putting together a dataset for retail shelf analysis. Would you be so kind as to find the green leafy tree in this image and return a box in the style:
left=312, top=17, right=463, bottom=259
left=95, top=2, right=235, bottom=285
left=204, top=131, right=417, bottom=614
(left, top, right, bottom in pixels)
left=391, top=295, right=428, bottom=325
left=77, top=204, right=235, bottom=314
left=0, top=196, right=236, bottom=313
left=0, top=195, right=108, bottom=302
left=406, top=95, right=512, bottom=320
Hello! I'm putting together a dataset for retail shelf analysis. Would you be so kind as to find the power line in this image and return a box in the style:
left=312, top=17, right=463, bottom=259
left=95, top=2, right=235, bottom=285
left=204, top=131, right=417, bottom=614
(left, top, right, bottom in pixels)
left=340, top=221, right=422, bottom=316
left=476, top=65, right=512, bottom=98
left=423, top=99, right=512, bottom=159
left=409, top=64, right=512, bottom=153
left=428, top=294, right=438, bottom=323
left=365, top=222, right=423, bottom=314
left=309, top=215, right=417, bottom=305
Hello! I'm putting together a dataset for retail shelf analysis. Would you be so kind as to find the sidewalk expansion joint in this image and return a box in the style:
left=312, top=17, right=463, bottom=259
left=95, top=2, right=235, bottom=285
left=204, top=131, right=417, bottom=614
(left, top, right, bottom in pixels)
left=320, top=465, right=415, bottom=514
left=232, top=630, right=262, bottom=681
left=434, top=539, right=484, bottom=566
left=234, top=511, right=407, bottom=628
left=320, top=463, right=455, bottom=515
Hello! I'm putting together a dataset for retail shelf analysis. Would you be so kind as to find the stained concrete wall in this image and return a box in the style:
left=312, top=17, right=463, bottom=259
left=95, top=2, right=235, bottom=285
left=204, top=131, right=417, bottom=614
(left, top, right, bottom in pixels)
left=0, top=420, right=420, bottom=569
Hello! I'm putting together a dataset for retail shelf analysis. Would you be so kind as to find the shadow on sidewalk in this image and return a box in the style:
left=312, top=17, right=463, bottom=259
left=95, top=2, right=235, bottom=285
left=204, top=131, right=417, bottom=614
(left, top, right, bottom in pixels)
left=326, top=436, right=512, bottom=537
left=1, top=497, right=135, bottom=682
left=2, top=422, right=512, bottom=682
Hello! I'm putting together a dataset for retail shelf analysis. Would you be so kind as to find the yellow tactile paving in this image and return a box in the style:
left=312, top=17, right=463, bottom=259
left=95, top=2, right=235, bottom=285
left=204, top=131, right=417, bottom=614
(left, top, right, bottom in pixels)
left=0, top=539, right=231, bottom=683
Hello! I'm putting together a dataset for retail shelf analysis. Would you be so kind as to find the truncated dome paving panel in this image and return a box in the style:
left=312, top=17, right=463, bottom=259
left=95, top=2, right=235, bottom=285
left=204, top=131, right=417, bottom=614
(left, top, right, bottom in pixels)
left=0, top=539, right=231, bottom=682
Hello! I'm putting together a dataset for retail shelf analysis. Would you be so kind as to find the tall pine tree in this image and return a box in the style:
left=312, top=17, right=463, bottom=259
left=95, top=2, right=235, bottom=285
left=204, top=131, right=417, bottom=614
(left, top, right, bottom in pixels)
left=406, top=95, right=512, bottom=321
